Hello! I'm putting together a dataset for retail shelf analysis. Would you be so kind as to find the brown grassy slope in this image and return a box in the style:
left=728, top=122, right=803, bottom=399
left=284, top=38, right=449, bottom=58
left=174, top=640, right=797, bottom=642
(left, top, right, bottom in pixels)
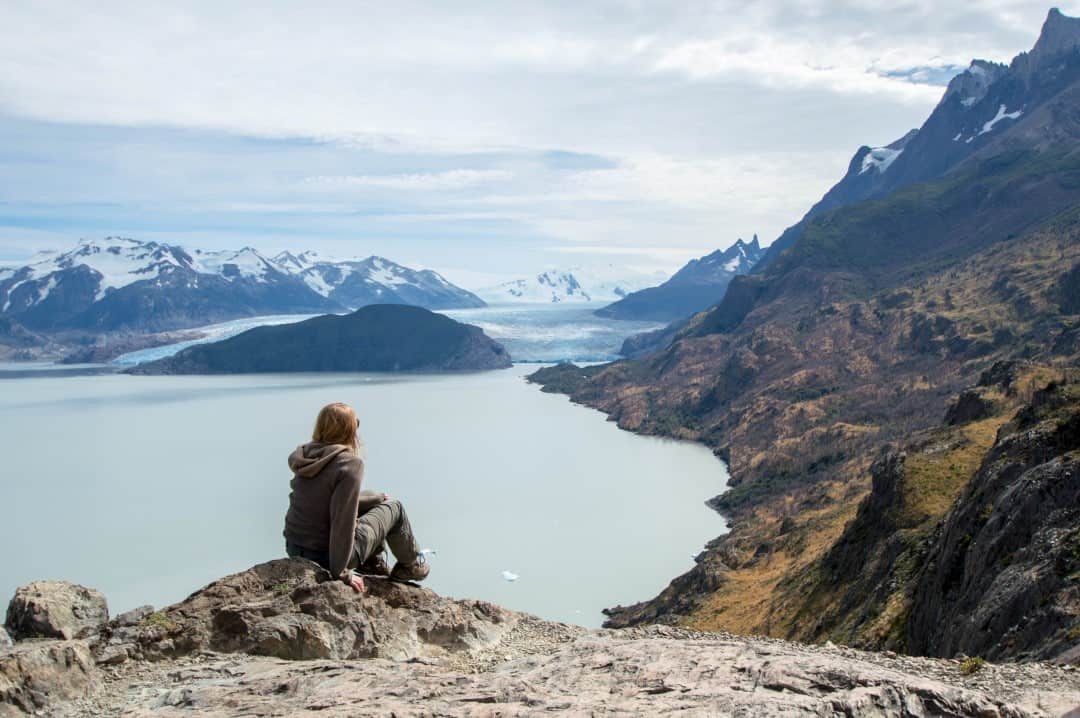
left=560, top=198, right=1080, bottom=643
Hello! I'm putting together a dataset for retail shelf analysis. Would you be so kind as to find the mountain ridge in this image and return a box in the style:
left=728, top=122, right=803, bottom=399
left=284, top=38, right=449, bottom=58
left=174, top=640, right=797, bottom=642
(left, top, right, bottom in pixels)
left=529, top=7, right=1080, bottom=662
left=754, top=7, right=1080, bottom=274
left=0, top=237, right=484, bottom=335
left=596, top=236, right=765, bottom=322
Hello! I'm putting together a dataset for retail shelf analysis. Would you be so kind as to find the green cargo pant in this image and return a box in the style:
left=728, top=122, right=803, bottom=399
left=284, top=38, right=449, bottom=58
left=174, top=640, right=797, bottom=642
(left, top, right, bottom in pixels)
left=351, top=498, right=421, bottom=567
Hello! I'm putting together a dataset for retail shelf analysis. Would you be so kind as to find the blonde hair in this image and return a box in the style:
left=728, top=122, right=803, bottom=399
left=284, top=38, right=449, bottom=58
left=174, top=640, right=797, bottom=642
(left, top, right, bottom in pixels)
left=312, top=402, right=361, bottom=453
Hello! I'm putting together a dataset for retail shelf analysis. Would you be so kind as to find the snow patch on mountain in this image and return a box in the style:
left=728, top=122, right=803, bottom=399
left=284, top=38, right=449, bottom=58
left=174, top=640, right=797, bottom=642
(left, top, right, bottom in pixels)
left=193, top=247, right=278, bottom=280
left=979, top=105, right=1024, bottom=136
left=484, top=271, right=591, bottom=303
left=297, top=266, right=337, bottom=297
left=366, top=257, right=412, bottom=287
left=478, top=266, right=668, bottom=305
left=667, top=236, right=764, bottom=285
left=939, top=59, right=1008, bottom=111
left=272, top=250, right=320, bottom=273
left=859, top=147, right=903, bottom=175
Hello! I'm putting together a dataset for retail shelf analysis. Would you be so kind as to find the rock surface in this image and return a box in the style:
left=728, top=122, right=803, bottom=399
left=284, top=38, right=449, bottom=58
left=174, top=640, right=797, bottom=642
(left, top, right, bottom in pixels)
left=5, top=582, right=108, bottom=641
left=944, top=388, right=998, bottom=425
left=908, top=384, right=1080, bottom=662
left=94, top=559, right=525, bottom=664
left=0, top=640, right=99, bottom=717
left=58, top=627, right=1080, bottom=717
left=6, top=563, right=1080, bottom=716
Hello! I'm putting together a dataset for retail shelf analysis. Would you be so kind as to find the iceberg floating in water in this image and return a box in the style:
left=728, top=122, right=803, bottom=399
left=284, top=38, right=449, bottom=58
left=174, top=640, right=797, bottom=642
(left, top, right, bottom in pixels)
left=501, top=570, right=519, bottom=582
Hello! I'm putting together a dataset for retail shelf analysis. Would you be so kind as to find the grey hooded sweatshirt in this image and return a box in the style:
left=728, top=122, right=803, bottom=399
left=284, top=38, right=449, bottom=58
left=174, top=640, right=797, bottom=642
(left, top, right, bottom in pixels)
left=283, top=442, right=383, bottom=582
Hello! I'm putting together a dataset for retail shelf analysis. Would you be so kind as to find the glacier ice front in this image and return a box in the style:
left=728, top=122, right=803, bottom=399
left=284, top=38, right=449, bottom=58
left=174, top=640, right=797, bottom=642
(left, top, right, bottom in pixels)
left=113, top=305, right=665, bottom=367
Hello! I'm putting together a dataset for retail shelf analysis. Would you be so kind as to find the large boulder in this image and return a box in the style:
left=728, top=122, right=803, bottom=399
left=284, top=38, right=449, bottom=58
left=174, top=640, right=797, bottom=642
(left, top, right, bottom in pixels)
left=5, top=582, right=108, bottom=641
left=96, top=558, right=521, bottom=664
left=943, top=388, right=997, bottom=425
left=0, top=640, right=100, bottom=717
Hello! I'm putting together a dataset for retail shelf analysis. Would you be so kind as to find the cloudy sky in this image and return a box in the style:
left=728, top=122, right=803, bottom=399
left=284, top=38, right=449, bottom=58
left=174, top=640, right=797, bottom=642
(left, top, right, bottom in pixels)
left=0, top=1, right=1073, bottom=286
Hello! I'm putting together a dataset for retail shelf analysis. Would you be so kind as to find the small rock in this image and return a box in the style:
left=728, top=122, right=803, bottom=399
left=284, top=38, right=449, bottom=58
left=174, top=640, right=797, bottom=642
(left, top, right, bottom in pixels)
left=6, top=580, right=109, bottom=640
left=114, top=605, right=154, bottom=627
left=884, top=650, right=897, bottom=659
left=96, top=644, right=130, bottom=666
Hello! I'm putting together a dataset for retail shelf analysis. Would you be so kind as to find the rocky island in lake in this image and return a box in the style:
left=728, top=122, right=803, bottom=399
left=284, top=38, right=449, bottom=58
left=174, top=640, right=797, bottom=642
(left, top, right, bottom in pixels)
left=126, top=304, right=511, bottom=375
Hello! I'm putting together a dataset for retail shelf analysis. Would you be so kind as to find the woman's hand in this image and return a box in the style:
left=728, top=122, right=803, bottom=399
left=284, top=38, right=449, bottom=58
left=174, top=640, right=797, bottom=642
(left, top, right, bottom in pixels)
left=348, top=573, right=366, bottom=593
left=381, top=493, right=391, bottom=502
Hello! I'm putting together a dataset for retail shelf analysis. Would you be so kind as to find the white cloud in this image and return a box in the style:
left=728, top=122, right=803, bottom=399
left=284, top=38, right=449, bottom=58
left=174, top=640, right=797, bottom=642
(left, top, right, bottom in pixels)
left=652, top=40, right=944, bottom=103
left=304, top=170, right=513, bottom=191
left=0, top=1, right=1074, bottom=275
left=2, top=0, right=1057, bottom=154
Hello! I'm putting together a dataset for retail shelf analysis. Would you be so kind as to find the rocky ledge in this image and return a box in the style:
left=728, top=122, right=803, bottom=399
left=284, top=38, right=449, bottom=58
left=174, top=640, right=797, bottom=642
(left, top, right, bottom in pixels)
left=3, top=559, right=1079, bottom=717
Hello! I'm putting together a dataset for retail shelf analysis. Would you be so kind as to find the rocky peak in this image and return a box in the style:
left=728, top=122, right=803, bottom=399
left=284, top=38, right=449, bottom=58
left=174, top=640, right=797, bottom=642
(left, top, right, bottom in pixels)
left=669, top=236, right=765, bottom=285
left=1008, top=7, right=1080, bottom=82
left=939, top=60, right=1009, bottom=110
left=731, top=234, right=762, bottom=254
left=1030, top=7, right=1080, bottom=66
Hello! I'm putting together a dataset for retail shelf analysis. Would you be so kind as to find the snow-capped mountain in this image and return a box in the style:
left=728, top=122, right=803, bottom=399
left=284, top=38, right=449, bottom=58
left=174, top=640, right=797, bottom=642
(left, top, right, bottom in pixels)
left=0, top=237, right=484, bottom=333
left=666, top=236, right=764, bottom=285
left=481, top=270, right=592, bottom=304
left=294, top=255, right=484, bottom=310
left=596, top=237, right=765, bottom=322
left=758, top=9, right=1080, bottom=271
left=271, top=250, right=320, bottom=273
left=477, top=267, right=667, bottom=304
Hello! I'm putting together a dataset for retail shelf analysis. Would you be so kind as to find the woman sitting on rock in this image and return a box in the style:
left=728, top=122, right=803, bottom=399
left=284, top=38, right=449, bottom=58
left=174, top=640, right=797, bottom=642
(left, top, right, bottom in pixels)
left=283, top=402, right=429, bottom=592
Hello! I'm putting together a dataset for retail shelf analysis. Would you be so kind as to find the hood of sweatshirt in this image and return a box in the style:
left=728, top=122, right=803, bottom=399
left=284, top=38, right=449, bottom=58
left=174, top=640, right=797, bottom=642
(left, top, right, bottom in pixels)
left=288, top=442, right=350, bottom=478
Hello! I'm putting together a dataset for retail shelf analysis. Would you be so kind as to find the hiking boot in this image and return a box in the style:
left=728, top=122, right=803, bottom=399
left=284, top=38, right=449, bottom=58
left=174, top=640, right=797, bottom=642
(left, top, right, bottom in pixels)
left=390, top=554, right=429, bottom=582
left=358, top=548, right=391, bottom=577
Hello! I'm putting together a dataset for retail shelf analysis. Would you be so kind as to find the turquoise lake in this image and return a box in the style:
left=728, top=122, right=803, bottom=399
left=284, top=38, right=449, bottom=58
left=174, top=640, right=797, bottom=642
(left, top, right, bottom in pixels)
left=0, top=366, right=727, bottom=626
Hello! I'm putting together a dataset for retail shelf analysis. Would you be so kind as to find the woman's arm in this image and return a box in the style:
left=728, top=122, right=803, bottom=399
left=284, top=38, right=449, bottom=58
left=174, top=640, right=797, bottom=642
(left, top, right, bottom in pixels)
left=327, top=457, right=364, bottom=582
left=356, top=490, right=387, bottom=513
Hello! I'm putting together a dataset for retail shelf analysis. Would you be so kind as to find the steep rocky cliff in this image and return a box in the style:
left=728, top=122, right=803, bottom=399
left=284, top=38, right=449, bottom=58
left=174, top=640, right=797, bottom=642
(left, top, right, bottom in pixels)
left=907, top=381, right=1080, bottom=662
